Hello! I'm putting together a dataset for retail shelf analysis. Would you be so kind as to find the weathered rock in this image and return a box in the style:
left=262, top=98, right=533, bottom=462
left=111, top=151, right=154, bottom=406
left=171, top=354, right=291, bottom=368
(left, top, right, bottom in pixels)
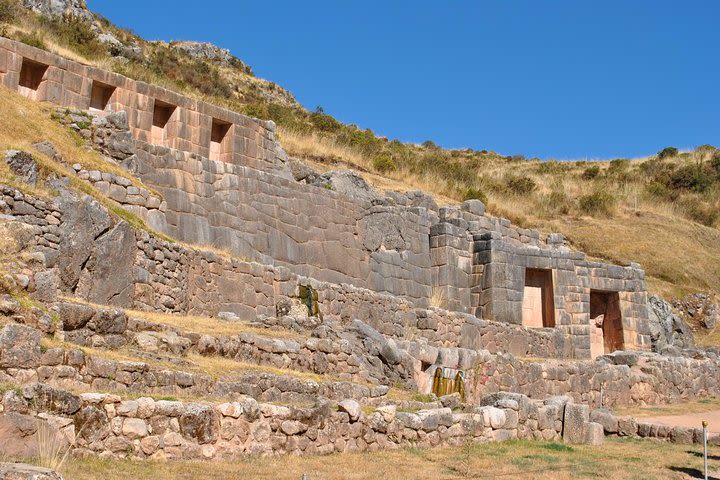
left=583, top=422, right=604, bottom=445
left=337, top=400, right=361, bottom=422
left=89, top=308, right=127, bottom=334
left=25, top=384, right=82, bottom=416
left=74, top=221, right=136, bottom=306
left=179, top=404, right=219, bottom=444
left=0, top=462, right=64, bottom=480
left=647, top=295, right=694, bottom=352
left=58, top=302, right=95, bottom=331
left=0, top=324, right=41, bottom=368
left=4, top=151, right=39, bottom=186
left=74, top=405, right=110, bottom=443
left=56, top=191, right=113, bottom=292
left=0, top=414, right=65, bottom=460
left=562, top=403, right=589, bottom=443
left=589, top=408, right=618, bottom=434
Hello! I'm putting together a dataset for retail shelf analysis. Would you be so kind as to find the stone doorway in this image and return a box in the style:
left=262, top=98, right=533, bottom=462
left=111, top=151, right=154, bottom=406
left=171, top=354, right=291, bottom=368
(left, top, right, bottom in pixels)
left=151, top=100, right=176, bottom=146
left=18, top=59, right=48, bottom=100
left=522, top=269, right=555, bottom=328
left=89, top=81, right=116, bottom=111
left=590, top=290, right=623, bottom=356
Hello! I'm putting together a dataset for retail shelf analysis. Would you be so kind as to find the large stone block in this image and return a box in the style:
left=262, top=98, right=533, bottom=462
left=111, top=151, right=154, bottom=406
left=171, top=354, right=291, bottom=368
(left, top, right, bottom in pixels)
left=562, top=403, right=589, bottom=443
left=583, top=421, right=604, bottom=445
left=0, top=324, right=41, bottom=369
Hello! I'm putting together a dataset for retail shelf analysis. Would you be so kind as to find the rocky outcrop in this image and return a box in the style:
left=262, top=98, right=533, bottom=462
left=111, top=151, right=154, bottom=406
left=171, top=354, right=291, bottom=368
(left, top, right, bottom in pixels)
left=170, top=41, right=235, bottom=66
left=647, top=295, right=695, bottom=353
left=673, top=292, right=719, bottom=330
left=21, top=0, right=92, bottom=21
left=311, top=169, right=384, bottom=204
left=4, top=151, right=38, bottom=186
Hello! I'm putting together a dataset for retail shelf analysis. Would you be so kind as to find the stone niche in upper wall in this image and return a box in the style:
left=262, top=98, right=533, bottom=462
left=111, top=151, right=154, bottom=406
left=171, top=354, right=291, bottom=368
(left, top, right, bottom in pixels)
left=151, top=100, right=177, bottom=147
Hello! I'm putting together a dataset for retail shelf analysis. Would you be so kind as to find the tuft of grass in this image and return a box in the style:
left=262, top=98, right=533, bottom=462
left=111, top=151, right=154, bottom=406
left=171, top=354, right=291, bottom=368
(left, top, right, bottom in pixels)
left=36, top=420, right=73, bottom=472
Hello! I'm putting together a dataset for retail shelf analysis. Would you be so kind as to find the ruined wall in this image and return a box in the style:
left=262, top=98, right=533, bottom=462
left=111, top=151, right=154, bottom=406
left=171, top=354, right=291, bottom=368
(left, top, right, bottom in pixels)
left=0, top=184, right=571, bottom=363
left=0, top=34, right=653, bottom=357
left=467, top=350, right=720, bottom=408
left=0, top=381, right=572, bottom=460
left=0, top=37, right=288, bottom=176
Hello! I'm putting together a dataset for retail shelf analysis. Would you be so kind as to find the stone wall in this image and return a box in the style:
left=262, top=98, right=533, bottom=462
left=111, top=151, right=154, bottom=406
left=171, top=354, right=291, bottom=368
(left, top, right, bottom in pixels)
left=0, top=184, right=634, bottom=366
left=0, top=324, right=385, bottom=404
left=590, top=409, right=720, bottom=446
left=0, top=382, right=585, bottom=460
left=0, top=31, right=653, bottom=358
left=466, top=350, right=720, bottom=408
left=0, top=37, right=289, bottom=175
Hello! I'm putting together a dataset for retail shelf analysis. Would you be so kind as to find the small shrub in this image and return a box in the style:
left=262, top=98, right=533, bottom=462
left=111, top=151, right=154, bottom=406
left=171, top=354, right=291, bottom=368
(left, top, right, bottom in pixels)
left=680, top=197, right=718, bottom=227
left=578, top=190, right=615, bottom=216
left=657, top=147, right=679, bottom=159
left=540, top=189, right=572, bottom=216
left=17, top=31, right=47, bottom=50
left=711, top=152, right=720, bottom=174
left=536, top=160, right=571, bottom=174
left=422, top=140, right=438, bottom=149
left=505, top=175, right=537, bottom=195
left=309, top=112, right=341, bottom=132
left=411, top=393, right=437, bottom=403
left=462, top=187, right=488, bottom=204
left=0, top=0, right=17, bottom=23
left=646, top=181, right=677, bottom=201
left=608, top=158, right=630, bottom=173
left=581, top=165, right=601, bottom=180
left=669, top=164, right=713, bottom=192
left=42, top=14, right=106, bottom=59
left=372, top=153, right=397, bottom=173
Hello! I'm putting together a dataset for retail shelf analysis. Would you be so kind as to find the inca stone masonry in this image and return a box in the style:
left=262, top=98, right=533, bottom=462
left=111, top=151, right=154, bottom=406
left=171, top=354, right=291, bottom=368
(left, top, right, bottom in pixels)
left=0, top=36, right=650, bottom=360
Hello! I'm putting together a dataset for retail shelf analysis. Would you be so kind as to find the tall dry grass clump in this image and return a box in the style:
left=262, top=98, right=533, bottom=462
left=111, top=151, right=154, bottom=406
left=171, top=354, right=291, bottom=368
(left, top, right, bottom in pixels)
left=36, top=420, right=73, bottom=471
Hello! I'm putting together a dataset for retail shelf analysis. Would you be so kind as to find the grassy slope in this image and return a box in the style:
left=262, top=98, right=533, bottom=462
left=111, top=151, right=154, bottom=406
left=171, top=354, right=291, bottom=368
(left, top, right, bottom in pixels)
left=58, top=438, right=717, bottom=480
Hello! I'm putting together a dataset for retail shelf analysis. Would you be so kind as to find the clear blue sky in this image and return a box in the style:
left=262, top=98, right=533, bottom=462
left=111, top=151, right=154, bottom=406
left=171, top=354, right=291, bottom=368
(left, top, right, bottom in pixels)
left=87, top=0, right=719, bottom=160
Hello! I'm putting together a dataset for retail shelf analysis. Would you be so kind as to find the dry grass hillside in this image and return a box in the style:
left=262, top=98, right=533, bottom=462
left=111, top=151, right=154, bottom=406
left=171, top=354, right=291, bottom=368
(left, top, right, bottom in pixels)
left=0, top=0, right=718, bottom=302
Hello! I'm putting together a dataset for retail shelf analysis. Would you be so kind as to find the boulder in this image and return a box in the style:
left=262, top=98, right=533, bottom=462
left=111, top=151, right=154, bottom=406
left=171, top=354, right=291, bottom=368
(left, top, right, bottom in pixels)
left=589, top=408, right=619, bottom=434
left=647, top=295, right=695, bottom=352
left=73, top=405, right=110, bottom=443
left=0, top=413, right=66, bottom=459
left=583, top=422, right=605, bottom=445
left=337, top=400, right=361, bottom=422
left=56, top=191, right=112, bottom=292
left=57, top=302, right=95, bottom=331
left=0, top=324, right=41, bottom=368
left=25, top=384, right=82, bottom=416
left=311, top=170, right=382, bottom=204
left=461, top=199, right=485, bottom=216
left=74, top=221, right=136, bottom=306
left=89, top=308, right=127, bottom=334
